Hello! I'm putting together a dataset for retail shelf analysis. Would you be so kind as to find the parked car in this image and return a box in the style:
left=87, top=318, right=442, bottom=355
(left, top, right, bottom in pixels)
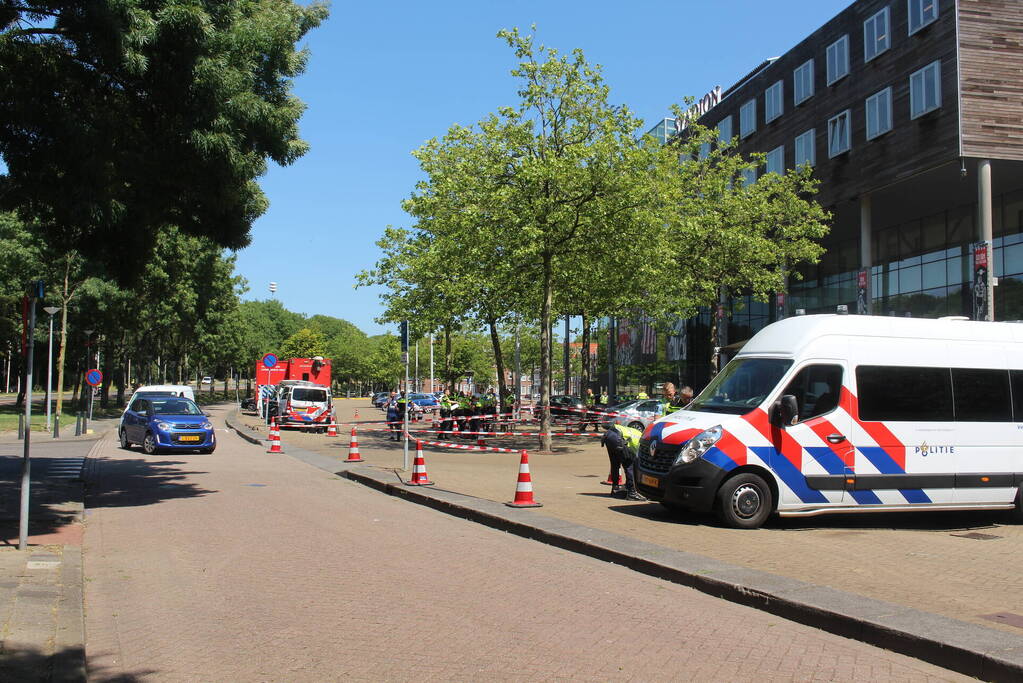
left=600, top=399, right=667, bottom=432
left=201, top=376, right=213, bottom=385
left=119, top=395, right=215, bottom=454
left=372, top=392, right=391, bottom=408
left=544, top=395, right=585, bottom=418
left=126, top=384, right=195, bottom=405
left=407, top=392, right=440, bottom=413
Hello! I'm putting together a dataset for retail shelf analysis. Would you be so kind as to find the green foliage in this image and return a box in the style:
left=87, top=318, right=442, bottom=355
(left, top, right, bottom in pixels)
left=279, top=327, right=327, bottom=359
left=0, top=0, right=329, bottom=281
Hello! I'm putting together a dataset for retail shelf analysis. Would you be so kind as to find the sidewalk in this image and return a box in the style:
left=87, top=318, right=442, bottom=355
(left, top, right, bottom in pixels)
left=231, top=401, right=1023, bottom=681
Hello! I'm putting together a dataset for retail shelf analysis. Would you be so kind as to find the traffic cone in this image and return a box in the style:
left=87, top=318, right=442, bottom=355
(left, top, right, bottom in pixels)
left=406, top=440, right=433, bottom=486
left=506, top=450, right=542, bottom=507
left=355, top=408, right=360, bottom=419
left=267, top=418, right=282, bottom=454
left=601, top=474, right=623, bottom=486
left=477, top=433, right=486, bottom=447
left=344, top=426, right=364, bottom=463
left=326, top=420, right=338, bottom=437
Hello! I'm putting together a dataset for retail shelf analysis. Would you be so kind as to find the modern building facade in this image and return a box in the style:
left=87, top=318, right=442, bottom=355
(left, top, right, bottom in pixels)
left=621, top=0, right=1023, bottom=390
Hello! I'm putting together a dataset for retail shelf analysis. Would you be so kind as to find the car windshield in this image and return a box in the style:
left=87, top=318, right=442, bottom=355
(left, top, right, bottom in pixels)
left=150, top=399, right=203, bottom=415
left=292, top=388, right=327, bottom=402
left=608, top=401, right=639, bottom=412
left=409, top=393, right=432, bottom=400
left=688, top=358, right=793, bottom=415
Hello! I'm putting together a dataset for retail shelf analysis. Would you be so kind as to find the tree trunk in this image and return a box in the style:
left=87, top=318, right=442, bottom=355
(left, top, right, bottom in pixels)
left=100, top=340, right=112, bottom=408
left=581, top=313, right=590, bottom=395
left=539, top=253, right=554, bottom=452
left=443, top=323, right=453, bottom=390
left=486, top=316, right=507, bottom=405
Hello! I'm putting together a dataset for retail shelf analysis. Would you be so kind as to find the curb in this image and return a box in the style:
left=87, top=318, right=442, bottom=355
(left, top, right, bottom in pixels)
left=343, top=466, right=1023, bottom=682
left=225, top=412, right=265, bottom=447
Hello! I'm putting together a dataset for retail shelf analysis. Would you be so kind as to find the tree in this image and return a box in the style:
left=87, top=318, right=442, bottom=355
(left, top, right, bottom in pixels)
left=0, top=1, right=328, bottom=281
left=279, top=328, right=326, bottom=359
left=655, top=121, right=830, bottom=374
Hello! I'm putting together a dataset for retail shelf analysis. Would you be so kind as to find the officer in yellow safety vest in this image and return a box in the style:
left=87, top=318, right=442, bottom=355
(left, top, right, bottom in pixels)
left=636, top=389, right=649, bottom=399
left=600, top=423, right=645, bottom=500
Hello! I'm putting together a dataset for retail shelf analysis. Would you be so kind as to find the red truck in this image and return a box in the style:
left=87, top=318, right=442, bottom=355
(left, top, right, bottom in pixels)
left=249, top=356, right=334, bottom=430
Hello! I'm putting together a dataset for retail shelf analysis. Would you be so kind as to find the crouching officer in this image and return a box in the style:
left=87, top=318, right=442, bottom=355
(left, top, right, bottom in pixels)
left=600, top=424, right=646, bottom=501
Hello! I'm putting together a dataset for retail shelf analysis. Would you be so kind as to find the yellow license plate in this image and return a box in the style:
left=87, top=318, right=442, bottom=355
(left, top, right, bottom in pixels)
left=640, top=474, right=660, bottom=488
left=179, top=435, right=201, bottom=442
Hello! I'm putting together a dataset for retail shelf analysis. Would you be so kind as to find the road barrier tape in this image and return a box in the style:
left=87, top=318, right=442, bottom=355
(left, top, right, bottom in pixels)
left=406, top=428, right=602, bottom=437
left=417, top=439, right=525, bottom=454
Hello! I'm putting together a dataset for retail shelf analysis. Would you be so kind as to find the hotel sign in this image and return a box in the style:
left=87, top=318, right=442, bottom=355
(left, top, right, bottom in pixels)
left=674, top=86, right=722, bottom=135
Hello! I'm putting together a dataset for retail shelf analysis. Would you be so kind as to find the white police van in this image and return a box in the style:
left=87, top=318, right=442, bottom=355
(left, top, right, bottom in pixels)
left=635, top=314, right=1023, bottom=528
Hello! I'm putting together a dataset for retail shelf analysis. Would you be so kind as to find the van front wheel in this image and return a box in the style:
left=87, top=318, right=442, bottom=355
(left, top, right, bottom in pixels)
left=717, top=473, right=773, bottom=529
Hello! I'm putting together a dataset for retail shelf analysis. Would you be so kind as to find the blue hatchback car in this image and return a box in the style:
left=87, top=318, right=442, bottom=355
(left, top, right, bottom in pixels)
left=119, top=395, right=216, bottom=454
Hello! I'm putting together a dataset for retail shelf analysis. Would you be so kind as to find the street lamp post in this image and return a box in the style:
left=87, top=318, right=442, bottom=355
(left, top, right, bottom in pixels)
left=43, top=306, right=60, bottom=433
left=83, top=329, right=94, bottom=422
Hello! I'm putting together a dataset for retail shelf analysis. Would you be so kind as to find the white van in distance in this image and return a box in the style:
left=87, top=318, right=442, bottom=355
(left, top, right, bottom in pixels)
left=635, top=314, right=1023, bottom=528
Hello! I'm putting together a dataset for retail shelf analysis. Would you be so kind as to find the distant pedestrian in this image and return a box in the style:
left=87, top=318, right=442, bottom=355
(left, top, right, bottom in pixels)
left=601, top=424, right=645, bottom=501
left=387, top=397, right=399, bottom=441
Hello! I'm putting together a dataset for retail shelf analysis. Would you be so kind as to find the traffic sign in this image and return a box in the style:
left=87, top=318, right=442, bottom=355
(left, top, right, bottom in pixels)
left=85, top=369, right=103, bottom=387
left=262, top=353, right=278, bottom=369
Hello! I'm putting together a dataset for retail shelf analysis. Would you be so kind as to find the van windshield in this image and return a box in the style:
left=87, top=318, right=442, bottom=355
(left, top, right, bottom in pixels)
left=689, top=358, right=793, bottom=415
left=292, top=388, right=327, bottom=402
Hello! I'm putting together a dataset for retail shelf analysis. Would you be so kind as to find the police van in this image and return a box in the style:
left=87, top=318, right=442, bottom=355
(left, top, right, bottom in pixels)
left=635, top=314, right=1023, bottom=528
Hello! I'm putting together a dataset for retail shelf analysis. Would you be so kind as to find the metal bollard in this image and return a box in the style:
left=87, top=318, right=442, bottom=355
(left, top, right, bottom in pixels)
left=75, top=411, right=82, bottom=437
left=53, top=414, right=60, bottom=439
left=18, top=414, right=24, bottom=440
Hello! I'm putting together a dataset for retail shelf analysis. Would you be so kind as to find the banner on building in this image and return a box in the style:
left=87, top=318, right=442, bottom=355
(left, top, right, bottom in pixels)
left=972, top=241, right=990, bottom=321
left=615, top=317, right=637, bottom=367
left=666, top=317, right=687, bottom=362
left=775, top=292, right=786, bottom=321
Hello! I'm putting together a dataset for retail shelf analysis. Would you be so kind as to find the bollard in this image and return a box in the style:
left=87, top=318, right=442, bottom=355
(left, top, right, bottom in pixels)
left=53, top=413, right=60, bottom=439
left=75, top=412, right=82, bottom=436
left=18, top=414, right=24, bottom=440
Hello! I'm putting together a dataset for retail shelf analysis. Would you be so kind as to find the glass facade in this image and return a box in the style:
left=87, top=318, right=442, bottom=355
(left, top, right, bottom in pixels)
left=789, top=189, right=1023, bottom=319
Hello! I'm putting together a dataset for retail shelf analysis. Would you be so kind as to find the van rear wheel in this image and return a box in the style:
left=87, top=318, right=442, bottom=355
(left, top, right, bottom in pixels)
left=717, top=473, right=773, bottom=529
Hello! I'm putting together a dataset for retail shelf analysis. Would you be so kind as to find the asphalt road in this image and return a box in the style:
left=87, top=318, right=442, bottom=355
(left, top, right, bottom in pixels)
left=78, top=404, right=967, bottom=681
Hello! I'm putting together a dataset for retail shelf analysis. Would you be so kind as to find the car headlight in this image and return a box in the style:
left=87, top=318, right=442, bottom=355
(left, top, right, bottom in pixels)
left=201, top=421, right=213, bottom=430
left=674, top=425, right=723, bottom=466
left=155, top=421, right=171, bottom=431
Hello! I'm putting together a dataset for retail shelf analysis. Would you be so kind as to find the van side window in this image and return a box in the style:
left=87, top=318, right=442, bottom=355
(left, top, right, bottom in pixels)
left=952, top=369, right=1011, bottom=421
left=780, top=364, right=843, bottom=422
left=1010, top=370, right=1023, bottom=421
left=856, top=366, right=953, bottom=421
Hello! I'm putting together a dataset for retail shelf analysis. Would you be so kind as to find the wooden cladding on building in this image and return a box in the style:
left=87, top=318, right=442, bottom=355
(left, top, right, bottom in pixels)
left=696, top=0, right=962, bottom=208
left=959, top=0, right=1023, bottom=161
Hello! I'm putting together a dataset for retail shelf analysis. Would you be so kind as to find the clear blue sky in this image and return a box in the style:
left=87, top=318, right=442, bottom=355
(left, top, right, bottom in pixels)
left=236, top=0, right=854, bottom=336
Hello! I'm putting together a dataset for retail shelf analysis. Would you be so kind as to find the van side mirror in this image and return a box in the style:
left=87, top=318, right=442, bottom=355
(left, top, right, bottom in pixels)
left=771, top=395, right=799, bottom=426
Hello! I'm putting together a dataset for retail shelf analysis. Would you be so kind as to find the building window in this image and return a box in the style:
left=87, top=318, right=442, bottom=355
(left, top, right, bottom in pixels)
left=908, top=0, right=938, bottom=36
left=765, top=80, right=784, bottom=123
left=793, top=59, right=814, bottom=106
left=740, top=166, right=757, bottom=186
left=910, top=60, right=941, bottom=118
left=794, top=129, right=815, bottom=167
left=740, top=99, right=756, bottom=138
left=866, top=87, right=893, bottom=139
left=766, top=145, right=784, bottom=175
left=699, top=141, right=711, bottom=159
left=717, top=116, right=733, bottom=145
left=864, top=7, right=891, bottom=62
left=826, top=35, right=850, bottom=85
left=827, top=110, right=851, bottom=157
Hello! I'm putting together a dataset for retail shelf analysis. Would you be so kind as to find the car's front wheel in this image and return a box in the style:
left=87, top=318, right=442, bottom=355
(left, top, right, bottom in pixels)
left=628, top=421, right=645, bottom=432
left=119, top=429, right=132, bottom=450
left=717, top=473, right=773, bottom=529
left=142, top=432, right=159, bottom=455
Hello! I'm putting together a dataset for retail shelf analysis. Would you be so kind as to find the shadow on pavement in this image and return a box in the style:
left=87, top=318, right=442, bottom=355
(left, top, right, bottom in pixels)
left=85, top=458, right=215, bottom=509
left=601, top=495, right=1016, bottom=532
left=0, top=643, right=154, bottom=682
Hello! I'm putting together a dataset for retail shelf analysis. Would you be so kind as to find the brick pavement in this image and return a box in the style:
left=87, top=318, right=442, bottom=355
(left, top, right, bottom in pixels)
left=83, top=404, right=968, bottom=681
left=236, top=401, right=1023, bottom=639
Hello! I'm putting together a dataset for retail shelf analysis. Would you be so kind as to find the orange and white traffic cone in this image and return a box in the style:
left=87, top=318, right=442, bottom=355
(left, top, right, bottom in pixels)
left=326, top=420, right=338, bottom=437
left=344, top=426, right=364, bottom=463
left=506, top=450, right=542, bottom=507
left=355, top=408, right=360, bottom=419
left=267, top=418, right=282, bottom=454
left=477, top=433, right=486, bottom=447
left=601, top=474, right=623, bottom=486
left=406, top=440, right=433, bottom=486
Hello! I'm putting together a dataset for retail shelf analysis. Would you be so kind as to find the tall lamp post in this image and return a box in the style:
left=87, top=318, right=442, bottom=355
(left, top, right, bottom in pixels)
left=83, top=329, right=94, bottom=421
left=43, top=306, right=60, bottom=433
